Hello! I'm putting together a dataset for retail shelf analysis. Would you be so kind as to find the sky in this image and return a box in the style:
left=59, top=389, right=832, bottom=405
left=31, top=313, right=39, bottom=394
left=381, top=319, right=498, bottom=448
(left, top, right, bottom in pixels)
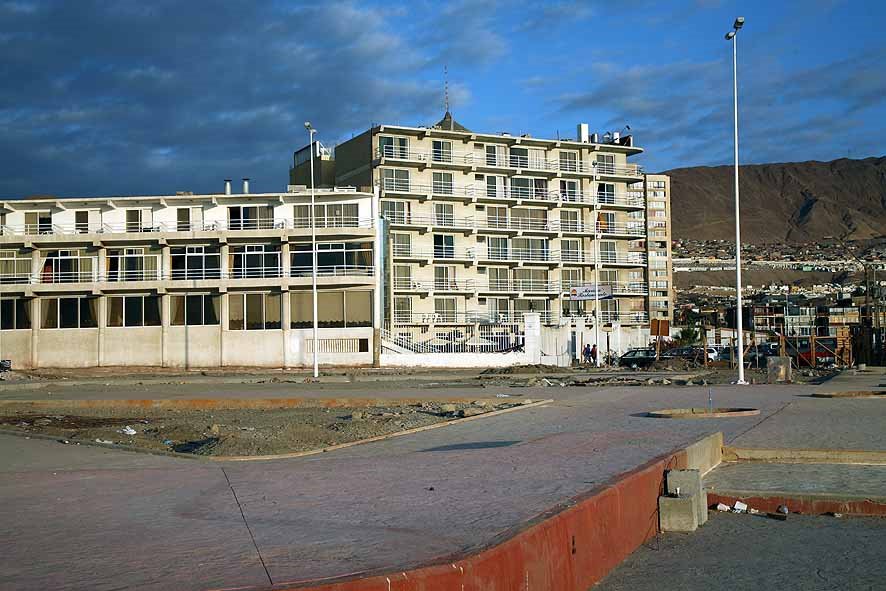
left=1, top=0, right=884, bottom=198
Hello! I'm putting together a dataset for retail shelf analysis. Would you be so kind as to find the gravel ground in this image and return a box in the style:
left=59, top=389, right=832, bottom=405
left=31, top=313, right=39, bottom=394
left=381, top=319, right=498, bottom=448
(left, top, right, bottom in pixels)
left=595, top=512, right=886, bottom=591
left=0, top=400, right=521, bottom=456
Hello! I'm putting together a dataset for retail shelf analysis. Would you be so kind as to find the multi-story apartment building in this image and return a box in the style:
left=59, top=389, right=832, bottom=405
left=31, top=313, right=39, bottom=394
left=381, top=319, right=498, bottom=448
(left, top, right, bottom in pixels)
left=0, top=183, right=381, bottom=368
left=330, top=114, right=669, bottom=338
left=643, top=174, right=674, bottom=321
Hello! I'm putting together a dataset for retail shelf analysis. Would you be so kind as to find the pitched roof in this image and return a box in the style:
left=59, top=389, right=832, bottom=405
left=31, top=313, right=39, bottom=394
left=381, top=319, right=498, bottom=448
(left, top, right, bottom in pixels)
left=433, top=111, right=470, bottom=132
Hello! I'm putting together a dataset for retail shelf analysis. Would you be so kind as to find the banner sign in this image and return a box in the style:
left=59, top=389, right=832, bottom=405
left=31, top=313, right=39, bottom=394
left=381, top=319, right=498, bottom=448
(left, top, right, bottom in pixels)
left=569, top=284, right=613, bottom=301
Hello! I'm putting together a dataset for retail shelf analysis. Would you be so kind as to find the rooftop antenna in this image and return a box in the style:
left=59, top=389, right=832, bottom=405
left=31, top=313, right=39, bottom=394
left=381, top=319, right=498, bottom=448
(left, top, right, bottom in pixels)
left=444, top=64, right=450, bottom=114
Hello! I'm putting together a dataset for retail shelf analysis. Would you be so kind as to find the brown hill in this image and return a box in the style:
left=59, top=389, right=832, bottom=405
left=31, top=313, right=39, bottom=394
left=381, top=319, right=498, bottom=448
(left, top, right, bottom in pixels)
left=663, top=156, right=886, bottom=243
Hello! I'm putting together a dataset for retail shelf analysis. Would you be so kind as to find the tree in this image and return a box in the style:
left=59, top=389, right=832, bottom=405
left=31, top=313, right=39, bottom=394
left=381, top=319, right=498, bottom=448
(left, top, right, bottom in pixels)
left=675, top=327, right=700, bottom=347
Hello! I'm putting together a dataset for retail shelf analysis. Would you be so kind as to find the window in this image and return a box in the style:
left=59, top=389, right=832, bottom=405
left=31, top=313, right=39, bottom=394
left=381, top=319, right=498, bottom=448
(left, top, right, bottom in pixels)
left=434, top=297, right=457, bottom=322
left=434, top=266, right=456, bottom=291
left=487, top=206, right=507, bottom=228
left=651, top=181, right=666, bottom=189
left=433, top=234, right=454, bottom=259
left=379, top=136, right=408, bottom=159
left=559, top=180, right=579, bottom=201
left=171, top=246, right=221, bottom=280
left=42, top=250, right=94, bottom=283
left=509, top=147, right=528, bottom=168
left=434, top=203, right=454, bottom=226
left=487, top=236, right=508, bottom=260
left=513, top=237, right=548, bottom=260
left=170, top=294, right=220, bottom=326
left=106, top=247, right=159, bottom=282
left=227, top=205, right=274, bottom=230
left=229, top=244, right=281, bottom=279
left=561, top=239, right=582, bottom=262
left=432, top=172, right=453, bottom=195
left=290, top=290, right=372, bottom=328
left=561, top=268, right=582, bottom=289
left=512, top=208, right=547, bottom=230
left=380, top=200, right=409, bottom=224
left=597, top=211, right=615, bottom=232
left=0, top=250, right=31, bottom=284
left=25, top=211, right=52, bottom=234
left=393, top=265, right=412, bottom=289
left=293, top=203, right=359, bottom=228
left=599, top=241, right=617, bottom=262
left=291, top=241, right=372, bottom=275
left=107, top=295, right=161, bottom=327
left=125, top=209, right=153, bottom=232
left=560, top=210, right=580, bottom=232
left=229, top=292, right=281, bottom=330
left=393, top=296, right=412, bottom=323
left=596, top=154, right=615, bottom=174
left=514, top=268, right=547, bottom=290
left=40, top=297, right=97, bottom=329
left=559, top=151, right=578, bottom=172
left=488, top=267, right=509, bottom=290
left=391, top=233, right=411, bottom=256
left=485, top=144, right=506, bottom=166
left=486, top=175, right=506, bottom=198
left=0, top=298, right=30, bottom=330
left=512, top=177, right=548, bottom=199
left=432, top=140, right=452, bottom=163
left=597, top=183, right=615, bottom=204
left=176, top=207, right=203, bottom=231
left=649, top=201, right=666, bottom=210
left=381, top=168, right=409, bottom=192
left=74, top=210, right=99, bottom=233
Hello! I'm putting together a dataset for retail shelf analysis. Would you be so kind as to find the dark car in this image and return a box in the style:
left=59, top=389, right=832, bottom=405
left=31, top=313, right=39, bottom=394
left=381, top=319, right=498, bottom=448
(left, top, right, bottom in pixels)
left=618, top=348, right=658, bottom=369
left=663, top=346, right=707, bottom=363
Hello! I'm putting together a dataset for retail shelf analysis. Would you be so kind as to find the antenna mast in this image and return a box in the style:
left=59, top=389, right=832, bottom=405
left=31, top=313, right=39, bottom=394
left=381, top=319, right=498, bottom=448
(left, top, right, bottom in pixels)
left=444, top=64, right=450, bottom=113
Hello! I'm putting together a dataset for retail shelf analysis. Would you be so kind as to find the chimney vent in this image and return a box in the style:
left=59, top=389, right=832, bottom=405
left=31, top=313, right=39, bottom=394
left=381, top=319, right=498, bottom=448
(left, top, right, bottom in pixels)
left=242, top=178, right=250, bottom=194
left=224, top=179, right=232, bottom=195
left=577, top=123, right=589, bottom=143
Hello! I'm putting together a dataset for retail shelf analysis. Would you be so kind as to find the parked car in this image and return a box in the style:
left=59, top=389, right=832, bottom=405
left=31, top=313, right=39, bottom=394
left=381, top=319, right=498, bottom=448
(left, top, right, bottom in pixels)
left=618, top=348, right=659, bottom=369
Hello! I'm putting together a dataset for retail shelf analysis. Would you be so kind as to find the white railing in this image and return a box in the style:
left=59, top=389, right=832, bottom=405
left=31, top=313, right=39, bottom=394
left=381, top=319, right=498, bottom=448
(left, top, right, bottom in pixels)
left=381, top=180, right=476, bottom=198
left=0, top=218, right=374, bottom=238
left=290, top=265, right=374, bottom=277
left=483, top=187, right=559, bottom=202
left=484, top=279, right=560, bottom=292
left=226, top=265, right=283, bottom=279
left=595, top=222, right=646, bottom=236
left=391, top=310, right=555, bottom=325
left=391, top=247, right=477, bottom=260
left=376, top=146, right=475, bottom=166
left=382, top=324, right=525, bottom=354
left=594, top=163, right=644, bottom=177
left=385, top=213, right=476, bottom=229
left=484, top=247, right=555, bottom=263
left=598, top=252, right=647, bottom=265
left=391, top=278, right=475, bottom=292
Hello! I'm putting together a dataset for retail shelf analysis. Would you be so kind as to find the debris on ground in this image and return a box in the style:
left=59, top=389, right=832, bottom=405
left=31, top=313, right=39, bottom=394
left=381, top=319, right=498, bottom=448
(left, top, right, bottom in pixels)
left=716, top=503, right=731, bottom=512
left=0, top=400, right=528, bottom=458
left=732, top=501, right=749, bottom=513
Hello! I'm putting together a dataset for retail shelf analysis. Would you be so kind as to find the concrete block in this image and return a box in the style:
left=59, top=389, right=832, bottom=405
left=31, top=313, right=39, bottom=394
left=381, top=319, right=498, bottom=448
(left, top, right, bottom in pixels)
left=666, top=469, right=707, bottom=525
left=767, top=356, right=792, bottom=383
left=659, top=494, right=698, bottom=532
left=683, top=431, right=723, bottom=475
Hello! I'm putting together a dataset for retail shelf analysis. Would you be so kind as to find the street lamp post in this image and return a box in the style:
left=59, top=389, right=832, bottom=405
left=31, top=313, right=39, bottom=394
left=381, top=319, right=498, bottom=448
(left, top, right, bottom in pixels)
left=304, top=122, right=319, bottom=379
left=726, top=17, right=747, bottom=384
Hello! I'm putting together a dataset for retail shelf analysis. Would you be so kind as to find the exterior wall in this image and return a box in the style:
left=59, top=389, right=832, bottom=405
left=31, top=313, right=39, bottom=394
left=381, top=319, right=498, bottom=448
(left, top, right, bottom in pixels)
left=332, top=124, right=651, bottom=331
left=333, top=129, right=373, bottom=189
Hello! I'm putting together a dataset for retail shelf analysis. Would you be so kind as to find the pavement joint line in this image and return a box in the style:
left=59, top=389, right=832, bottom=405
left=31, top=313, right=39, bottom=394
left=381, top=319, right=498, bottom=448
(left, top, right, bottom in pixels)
left=221, top=466, right=273, bottom=587
left=0, top=398, right=554, bottom=463
left=721, top=447, right=886, bottom=465
left=725, top=400, right=793, bottom=445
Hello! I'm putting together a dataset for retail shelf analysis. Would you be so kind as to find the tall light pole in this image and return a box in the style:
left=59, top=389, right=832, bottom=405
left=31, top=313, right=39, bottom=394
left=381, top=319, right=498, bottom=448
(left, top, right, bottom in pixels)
left=726, top=17, right=747, bottom=384
left=304, top=122, right=319, bottom=379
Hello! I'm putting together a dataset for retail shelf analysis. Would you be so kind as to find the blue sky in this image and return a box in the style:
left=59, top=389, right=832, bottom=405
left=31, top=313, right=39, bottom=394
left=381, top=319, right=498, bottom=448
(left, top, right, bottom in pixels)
left=1, top=0, right=884, bottom=198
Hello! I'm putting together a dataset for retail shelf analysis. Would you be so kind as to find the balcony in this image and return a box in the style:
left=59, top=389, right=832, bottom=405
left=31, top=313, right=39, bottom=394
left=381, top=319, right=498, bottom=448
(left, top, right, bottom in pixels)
left=385, top=213, right=476, bottom=232
left=380, top=180, right=475, bottom=200
left=482, top=279, right=560, bottom=293
left=594, top=162, right=644, bottom=178
left=598, top=252, right=647, bottom=266
left=290, top=265, right=374, bottom=277
left=391, top=246, right=476, bottom=262
left=105, top=254, right=162, bottom=282
left=483, top=247, right=556, bottom=264
left=375, top=146, right=474, bottom=167
left=391, top=310, right=557, bottom=326
left=594, top=222, right=646, bottom=237
left=391, top=278, right=475, bottom=292
left=481, top=186, right=559, bottom=205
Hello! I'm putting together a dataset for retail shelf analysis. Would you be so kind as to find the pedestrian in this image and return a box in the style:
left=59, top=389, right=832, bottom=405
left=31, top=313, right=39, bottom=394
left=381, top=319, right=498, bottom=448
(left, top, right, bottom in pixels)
left=582, top=343, right=592, bottom=364
left=590, top=344, right=598, bottom=366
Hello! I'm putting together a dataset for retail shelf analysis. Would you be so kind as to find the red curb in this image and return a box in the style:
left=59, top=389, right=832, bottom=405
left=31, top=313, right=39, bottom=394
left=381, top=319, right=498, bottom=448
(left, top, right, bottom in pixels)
left=708, top=493, right=886, bottom=517
left=254, top=444, right=695, bottom=591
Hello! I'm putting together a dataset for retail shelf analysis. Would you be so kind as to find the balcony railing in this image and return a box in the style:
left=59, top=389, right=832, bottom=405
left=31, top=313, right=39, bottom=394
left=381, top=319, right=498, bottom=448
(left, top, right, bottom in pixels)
left=391, top=310, right=556, bottom=325
left=380, top=180, right=476, bottom=198
left=0, top=217, right=374, bottom=238
left=227, top=265, right=283, bottom=279
left=598, top=252, right=647, bottom=265
left=290, top=265, right=374, bottom=277
left=484, top=247, right=555, bottom=263
left=376, top=146, right=475, bottom=166
left=594, top=222, right=646, bottom=237
left=594, top=163, right=644, bottom=177
left=105, top=255, right=162, bottom=282
left=391, top=278, right=475, bottom=292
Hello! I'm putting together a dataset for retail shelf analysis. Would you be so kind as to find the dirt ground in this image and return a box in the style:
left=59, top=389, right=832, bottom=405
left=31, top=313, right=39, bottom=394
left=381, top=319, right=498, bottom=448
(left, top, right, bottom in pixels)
left=0, top=400, right=527, bottom=457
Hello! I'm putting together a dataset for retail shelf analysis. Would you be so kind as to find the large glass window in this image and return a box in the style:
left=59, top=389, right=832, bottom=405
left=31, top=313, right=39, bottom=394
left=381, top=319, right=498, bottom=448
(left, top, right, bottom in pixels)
left=170, top=294, right=220, bottom=326
left=381, top=168, right=409, bottom=192
left=380, top=200, right=409, bottom=224
left=432, top=140, right=452, bottom=163
left=25, top=211, right=52, bottom=234
left=107, top=295, right=161, bottom=327
left=229, top=244, right=281, bottom=279
left=106, top=247, right=159, bottom=282
left=290, top=290, right=372, bottom=328
left=40, top=297, right=97, bottom=329
left=228, top=292, right=282, bottom=330
left=0, top=298, right=31, bottom=330
left=432, top=172, right=453, bottom=196
left=433, top=234, right=454, bottom=259
left=227, top=205, right=274, bottom=231
left=0, top=250, right=31, bottom=284
left=378, top=136, right=408, bottom=159
left=171, top=246, right=221, bottom=280
left=434, top=297, right=457, bottom=322
left=293, top=203, right=360, bottom=228
left=290, top=241, right=373, bottom=276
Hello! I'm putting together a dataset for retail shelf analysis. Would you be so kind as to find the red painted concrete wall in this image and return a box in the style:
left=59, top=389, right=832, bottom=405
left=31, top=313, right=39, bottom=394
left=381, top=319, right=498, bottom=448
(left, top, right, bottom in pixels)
left=280, top=449, right=691, bottom=591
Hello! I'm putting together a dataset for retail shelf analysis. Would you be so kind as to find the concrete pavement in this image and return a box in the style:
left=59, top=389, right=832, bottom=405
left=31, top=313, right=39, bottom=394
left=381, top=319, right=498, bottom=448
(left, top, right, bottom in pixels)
left=0, top=376, right=881, bottom=590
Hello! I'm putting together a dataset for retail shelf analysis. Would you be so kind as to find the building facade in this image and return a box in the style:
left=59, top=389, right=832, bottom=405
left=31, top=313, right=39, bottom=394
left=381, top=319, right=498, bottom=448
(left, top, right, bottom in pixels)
left=332, top=115, right=671, bottom=344
left=0, top=185, right=381, bottom=368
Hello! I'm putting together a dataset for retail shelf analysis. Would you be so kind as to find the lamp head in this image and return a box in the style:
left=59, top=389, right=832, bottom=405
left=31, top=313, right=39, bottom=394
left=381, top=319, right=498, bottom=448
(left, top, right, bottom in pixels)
left=734, top=16, right=745, bottom=30
left=304, top=121, right=313, bottom=130
left=725, top=30, right=736, bottom=40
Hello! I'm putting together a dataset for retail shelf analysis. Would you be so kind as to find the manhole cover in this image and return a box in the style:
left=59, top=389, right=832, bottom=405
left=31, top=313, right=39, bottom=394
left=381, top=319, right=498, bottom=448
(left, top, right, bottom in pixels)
left=646, top=407, right=760, bottom=419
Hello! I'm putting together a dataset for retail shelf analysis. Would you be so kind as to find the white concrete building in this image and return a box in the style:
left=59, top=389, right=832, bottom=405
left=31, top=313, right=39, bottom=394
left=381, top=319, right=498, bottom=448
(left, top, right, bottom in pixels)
left=0, top=184, right=382, bottom=368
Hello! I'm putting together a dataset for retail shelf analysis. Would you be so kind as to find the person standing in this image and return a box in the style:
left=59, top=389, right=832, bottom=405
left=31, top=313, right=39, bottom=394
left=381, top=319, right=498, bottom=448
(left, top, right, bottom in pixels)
left=590, top=344, right=598, bottom=366
left=582, top=343, right=592, bottom=364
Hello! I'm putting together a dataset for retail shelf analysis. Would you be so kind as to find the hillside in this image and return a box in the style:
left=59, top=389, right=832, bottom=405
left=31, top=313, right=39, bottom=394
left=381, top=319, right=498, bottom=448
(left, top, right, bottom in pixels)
left=663, top=156, right=886, bottom=243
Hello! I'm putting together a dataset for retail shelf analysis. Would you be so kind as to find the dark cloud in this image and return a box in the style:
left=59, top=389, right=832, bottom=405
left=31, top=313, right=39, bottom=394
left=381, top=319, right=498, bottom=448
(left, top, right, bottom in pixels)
left=0, top=1, right=466, bottom=198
